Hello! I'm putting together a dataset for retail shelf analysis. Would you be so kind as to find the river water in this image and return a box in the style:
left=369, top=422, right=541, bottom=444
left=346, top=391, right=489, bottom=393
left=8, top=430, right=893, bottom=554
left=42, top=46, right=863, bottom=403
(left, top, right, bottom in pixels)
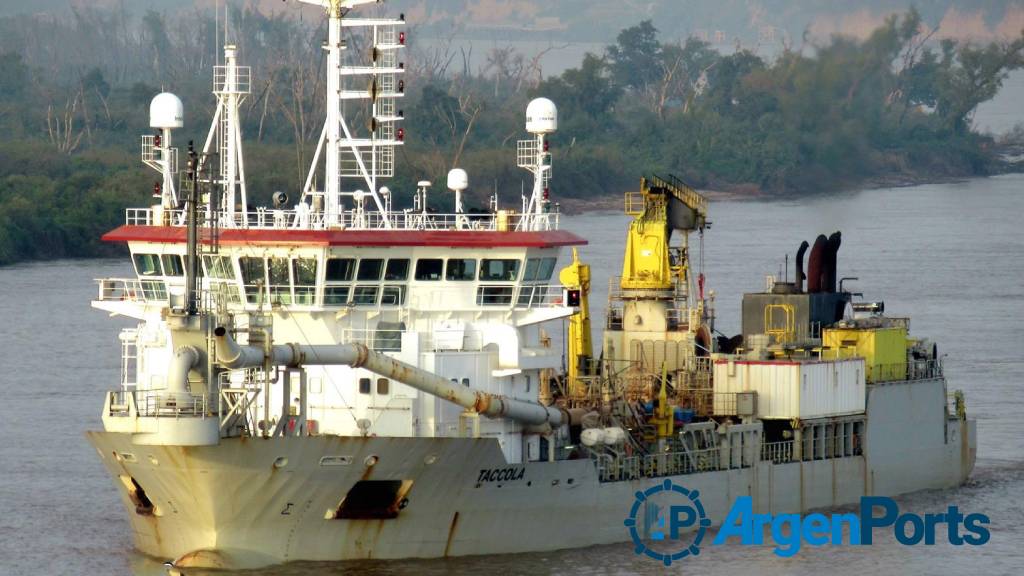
left=0, top=174, right=1022, bottom=575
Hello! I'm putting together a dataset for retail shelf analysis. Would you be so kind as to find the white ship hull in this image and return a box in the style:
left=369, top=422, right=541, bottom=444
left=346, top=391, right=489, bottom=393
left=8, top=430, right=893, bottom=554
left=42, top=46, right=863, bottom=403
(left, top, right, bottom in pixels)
left=87, top=378, right=976, bottom=569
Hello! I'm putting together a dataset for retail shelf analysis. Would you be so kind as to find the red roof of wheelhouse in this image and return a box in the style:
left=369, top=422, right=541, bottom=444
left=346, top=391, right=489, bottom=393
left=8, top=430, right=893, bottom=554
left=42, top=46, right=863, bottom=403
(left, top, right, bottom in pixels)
left=102, top=225, right=588, bottom=249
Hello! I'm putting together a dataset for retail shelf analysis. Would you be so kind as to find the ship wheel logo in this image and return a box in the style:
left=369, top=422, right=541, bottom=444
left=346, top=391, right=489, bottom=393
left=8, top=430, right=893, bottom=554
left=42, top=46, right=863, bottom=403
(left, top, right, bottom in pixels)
left=624, top=479, right=711, bottom=565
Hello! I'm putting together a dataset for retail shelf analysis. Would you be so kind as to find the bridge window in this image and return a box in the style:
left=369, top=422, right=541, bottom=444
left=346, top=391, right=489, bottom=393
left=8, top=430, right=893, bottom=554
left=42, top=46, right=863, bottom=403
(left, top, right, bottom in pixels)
left=537, top=257, right=557, bottom=281
left=133, top=253, right=161, bottom=277
left=268, top=257, right=292, bottom=304
left=381, top=285, right=406, bottom=306
left=357, top=259, right=384, bottom=281
left=384, top=259, right=410, bottom=281
left=203, top=255, right=235, bottom=280
left=326, top=258, right=356, bottom=282
left=377, top=378, right=390, bottom=395
left=523, top=258, right=540, bottom=282
left=415, top=259, right=444, bottom=281
left=324, top=286, right=350, bottom=306
left=480, top=259, right=521, bottom=282
left=446, top=258, right=477, bottom=281
left=353, top=286, right=379, bottom=305
left=238, top=257, right=266, bottom=304
left=161, top=254, right=184, bottom=277
left=477, top=286, right=514, bottom=306
left=359, top=378, right=371, bottom=395
left=524, top=257, right=557, bottom=282
left=325, top=258, right=356, bottom=306
left=292, top=258, right=318, bottom=305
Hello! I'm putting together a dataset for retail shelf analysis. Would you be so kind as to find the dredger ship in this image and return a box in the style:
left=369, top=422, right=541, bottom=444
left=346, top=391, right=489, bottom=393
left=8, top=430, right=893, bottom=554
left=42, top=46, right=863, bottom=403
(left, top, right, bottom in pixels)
left=86, top=0, right=976, bottom=569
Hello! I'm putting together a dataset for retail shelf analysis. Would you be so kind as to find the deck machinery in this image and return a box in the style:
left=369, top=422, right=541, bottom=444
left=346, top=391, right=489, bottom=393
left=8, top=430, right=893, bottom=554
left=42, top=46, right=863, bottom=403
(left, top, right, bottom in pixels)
left=600, top=175, right=714, bottom=408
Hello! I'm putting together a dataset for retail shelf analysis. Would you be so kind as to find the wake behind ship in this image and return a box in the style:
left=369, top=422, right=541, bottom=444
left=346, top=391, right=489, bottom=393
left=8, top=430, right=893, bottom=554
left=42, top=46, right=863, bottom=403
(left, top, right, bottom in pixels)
left=85, top=0, right=976, bottom=569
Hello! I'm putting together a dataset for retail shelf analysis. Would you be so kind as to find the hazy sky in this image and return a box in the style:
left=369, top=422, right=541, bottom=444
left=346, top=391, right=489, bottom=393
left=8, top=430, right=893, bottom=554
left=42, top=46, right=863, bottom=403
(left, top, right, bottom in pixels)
left=2, top=1, right=1022, bottom=45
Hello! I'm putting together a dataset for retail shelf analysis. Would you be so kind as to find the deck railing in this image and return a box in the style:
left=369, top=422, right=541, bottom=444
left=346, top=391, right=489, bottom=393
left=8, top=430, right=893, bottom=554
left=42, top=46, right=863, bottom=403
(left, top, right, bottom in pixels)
left=96, top=278, right=168, bottom=304
left=125, top=206, right=561, bottom=232
left=107, top=390, right=209, bottom=418
left=595, top=446, right=722, bottom=482
left=867, top=358, right=943, bottom=384
left=761, top=440, right=795, bottom=464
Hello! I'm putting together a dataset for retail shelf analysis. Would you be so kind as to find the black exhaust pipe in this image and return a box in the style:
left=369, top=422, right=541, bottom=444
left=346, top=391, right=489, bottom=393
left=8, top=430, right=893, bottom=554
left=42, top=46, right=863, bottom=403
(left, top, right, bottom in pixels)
left=807, top=235, right=827, bottom=293
left=824, top=231, right=842, bottom=293
left=795, top=240, right=809, bottom=293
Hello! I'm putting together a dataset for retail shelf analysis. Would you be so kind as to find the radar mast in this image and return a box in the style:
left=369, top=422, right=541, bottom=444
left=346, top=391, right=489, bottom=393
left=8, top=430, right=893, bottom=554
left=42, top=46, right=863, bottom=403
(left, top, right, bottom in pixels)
left=296, top=0, right=406, bottom=228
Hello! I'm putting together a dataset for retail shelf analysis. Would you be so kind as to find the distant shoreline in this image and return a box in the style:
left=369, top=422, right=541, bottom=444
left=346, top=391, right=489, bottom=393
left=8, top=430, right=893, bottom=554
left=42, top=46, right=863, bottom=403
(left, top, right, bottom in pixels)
left=556, top=159, right=1024, bottom=214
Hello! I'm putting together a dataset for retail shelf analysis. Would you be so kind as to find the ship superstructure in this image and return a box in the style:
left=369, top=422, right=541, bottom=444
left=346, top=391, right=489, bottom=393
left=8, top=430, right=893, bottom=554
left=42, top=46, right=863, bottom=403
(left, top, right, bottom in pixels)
left=86, top=1, right=976, bottom=570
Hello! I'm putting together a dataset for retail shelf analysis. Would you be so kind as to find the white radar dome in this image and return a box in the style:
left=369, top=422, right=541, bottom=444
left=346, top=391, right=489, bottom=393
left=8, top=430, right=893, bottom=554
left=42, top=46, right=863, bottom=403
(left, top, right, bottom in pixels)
left=150, top=92, right=184, bottom=129
left=447, top=168, right=468, bottom=192
left=526, top=97, right=557, bottom=134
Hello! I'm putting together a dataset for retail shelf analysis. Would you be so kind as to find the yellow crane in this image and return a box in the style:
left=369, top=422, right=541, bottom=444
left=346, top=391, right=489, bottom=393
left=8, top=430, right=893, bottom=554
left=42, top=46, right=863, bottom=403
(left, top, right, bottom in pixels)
left=604, top=174, right=713, bottom=398
left=621, top=175, right=707, bottom=290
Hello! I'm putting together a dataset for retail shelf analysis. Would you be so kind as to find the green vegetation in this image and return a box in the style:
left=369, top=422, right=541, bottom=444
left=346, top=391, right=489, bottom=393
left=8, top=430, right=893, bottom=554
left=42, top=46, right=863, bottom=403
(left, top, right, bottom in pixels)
left=0, top=7, right=1022, bottom=265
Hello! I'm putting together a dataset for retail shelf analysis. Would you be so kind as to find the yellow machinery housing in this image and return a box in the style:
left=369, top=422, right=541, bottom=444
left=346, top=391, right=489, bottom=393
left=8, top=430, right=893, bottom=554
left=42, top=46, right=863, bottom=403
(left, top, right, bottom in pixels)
left=603, top=175, right=712, bottom=395
left=823, top=323, right=908, bottom=383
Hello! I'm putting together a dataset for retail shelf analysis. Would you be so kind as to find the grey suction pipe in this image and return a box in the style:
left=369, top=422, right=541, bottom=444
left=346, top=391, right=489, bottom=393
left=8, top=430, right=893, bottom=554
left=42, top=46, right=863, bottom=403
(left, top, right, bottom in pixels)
left=167, top=345, right=202, bottom=397
left=213, top=327, right=564, bottom=427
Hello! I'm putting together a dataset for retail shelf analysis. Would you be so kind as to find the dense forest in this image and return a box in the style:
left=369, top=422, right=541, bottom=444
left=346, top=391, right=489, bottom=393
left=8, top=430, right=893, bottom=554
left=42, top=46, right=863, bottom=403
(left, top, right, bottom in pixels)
left=0, top=6, right=1023, bottom=265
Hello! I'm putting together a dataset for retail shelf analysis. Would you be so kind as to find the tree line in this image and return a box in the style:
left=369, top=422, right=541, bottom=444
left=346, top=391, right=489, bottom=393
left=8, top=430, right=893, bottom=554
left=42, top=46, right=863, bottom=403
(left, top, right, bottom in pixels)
left=0, top=6, right=1022, bottom=265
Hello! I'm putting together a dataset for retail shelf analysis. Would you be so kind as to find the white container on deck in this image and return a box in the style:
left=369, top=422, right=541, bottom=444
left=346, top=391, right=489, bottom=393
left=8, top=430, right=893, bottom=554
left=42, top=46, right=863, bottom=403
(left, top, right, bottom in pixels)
left=713, top=357, right=866, bottom=419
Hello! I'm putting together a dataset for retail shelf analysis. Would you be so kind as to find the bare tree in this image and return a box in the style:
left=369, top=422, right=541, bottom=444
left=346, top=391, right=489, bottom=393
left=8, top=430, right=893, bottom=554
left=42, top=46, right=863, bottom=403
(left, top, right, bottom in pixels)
left=451, top=93, right=482, bottom=167
left=46, top=89, right=86, bottom=155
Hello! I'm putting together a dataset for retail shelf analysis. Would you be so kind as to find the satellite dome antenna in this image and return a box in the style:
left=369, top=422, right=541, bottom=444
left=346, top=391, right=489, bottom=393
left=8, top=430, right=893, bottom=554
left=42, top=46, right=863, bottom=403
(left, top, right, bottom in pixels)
left=147, top=92, right=184, bottom=211
left=518, top=97, right=557, bottom=231
left=447, top=168, right=469, bottom=229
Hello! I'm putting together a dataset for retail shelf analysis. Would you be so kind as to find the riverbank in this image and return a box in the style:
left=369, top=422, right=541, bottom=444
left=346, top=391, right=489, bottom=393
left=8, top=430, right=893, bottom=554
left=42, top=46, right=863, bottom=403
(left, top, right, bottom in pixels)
left=555, top=154, right=1024, bottom=214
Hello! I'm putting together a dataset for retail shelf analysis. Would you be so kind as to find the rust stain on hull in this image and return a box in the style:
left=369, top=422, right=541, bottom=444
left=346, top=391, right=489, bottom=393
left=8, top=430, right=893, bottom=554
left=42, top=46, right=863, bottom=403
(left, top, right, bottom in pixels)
left=444, top=511, right=460, bottom=557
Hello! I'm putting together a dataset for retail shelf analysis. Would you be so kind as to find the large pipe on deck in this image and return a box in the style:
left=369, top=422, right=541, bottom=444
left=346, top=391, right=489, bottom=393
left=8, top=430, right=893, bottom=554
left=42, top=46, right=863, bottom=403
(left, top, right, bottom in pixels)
left=795, top=240, right=809, bottom=292
left=824, top=231, right=842, bottom=293
left=806, top=235, right=827, bottom=293
left=213, top=327, right=564, bottom=427
left=167, top=345, right=202, bottom=397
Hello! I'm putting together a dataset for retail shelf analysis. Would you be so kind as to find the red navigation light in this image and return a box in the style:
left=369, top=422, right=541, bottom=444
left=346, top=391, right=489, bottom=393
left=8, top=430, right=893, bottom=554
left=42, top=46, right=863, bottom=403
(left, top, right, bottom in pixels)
left=153, top=182, right=162, bottom=198
left=566, top=289, right=582, bottom=307
left=154, top=134, right=162, bottom=147
left=543, top=187, right=550, bottom=200
left=399, top=31, right=406, bottom=45
left=396, top=128, right=405, bottom=141
left=543, top=140, right=550, bottom=152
